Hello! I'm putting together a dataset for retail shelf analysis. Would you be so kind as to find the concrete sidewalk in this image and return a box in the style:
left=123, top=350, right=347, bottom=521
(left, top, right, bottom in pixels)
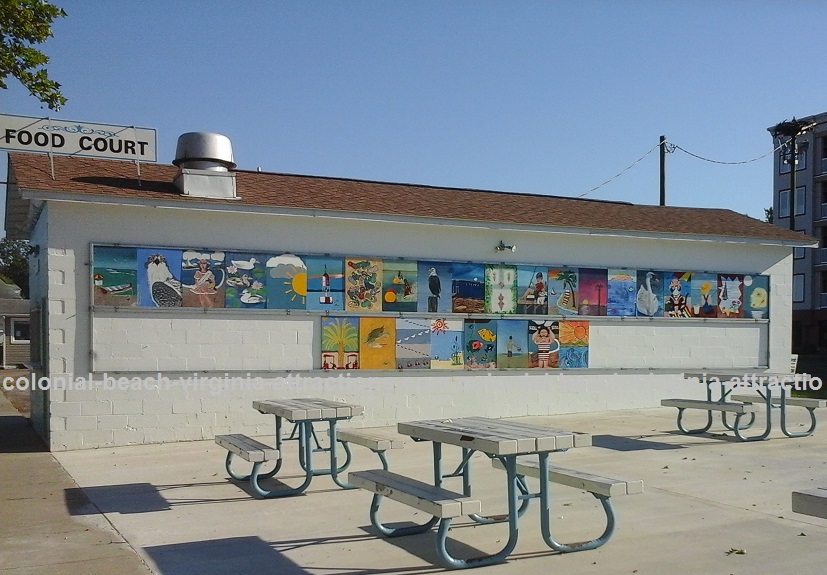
left=0, top=391, right=152, bottom=575
left=3, top=393, right=827, bottom=574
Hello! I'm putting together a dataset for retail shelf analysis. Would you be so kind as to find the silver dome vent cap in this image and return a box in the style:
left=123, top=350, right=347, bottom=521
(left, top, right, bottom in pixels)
left=173, top=132, right=236, bottom=171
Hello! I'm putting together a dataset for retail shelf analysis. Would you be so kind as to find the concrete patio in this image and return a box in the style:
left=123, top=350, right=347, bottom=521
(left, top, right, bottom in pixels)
left=2, top=391, right=826, bottom=574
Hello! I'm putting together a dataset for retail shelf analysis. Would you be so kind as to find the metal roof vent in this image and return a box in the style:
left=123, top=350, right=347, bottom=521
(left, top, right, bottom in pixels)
left=173, top=132, right=238, bottom=199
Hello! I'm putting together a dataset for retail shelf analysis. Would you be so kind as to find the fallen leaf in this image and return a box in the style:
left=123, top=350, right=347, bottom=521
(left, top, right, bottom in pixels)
left=725, top=548, right=746, bottom=555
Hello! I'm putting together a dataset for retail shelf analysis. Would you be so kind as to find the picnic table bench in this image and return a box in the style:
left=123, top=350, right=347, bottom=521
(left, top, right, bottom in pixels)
left=792, top=487, right=827, bottom=519
left=729, top=393, right=826, bottom=438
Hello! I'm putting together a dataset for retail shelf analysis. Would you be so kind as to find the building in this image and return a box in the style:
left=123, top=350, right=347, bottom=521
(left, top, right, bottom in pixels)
left=769, top=112, right=827, bottom=352
left=4, top=132, right=815, bottom=451
left=0, top=280, right=31, bottom=368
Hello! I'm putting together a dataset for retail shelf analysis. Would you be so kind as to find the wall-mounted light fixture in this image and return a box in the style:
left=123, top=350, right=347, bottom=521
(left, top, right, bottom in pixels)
left=495, top=241, right=516, bottom=253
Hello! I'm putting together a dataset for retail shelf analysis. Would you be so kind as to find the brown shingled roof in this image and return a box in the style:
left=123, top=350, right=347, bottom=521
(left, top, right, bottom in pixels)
left=6, top=152, right=811, bottom=244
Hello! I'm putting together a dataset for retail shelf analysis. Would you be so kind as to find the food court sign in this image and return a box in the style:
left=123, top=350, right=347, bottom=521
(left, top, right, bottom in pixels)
left=0, top=114, right=157, bottom=162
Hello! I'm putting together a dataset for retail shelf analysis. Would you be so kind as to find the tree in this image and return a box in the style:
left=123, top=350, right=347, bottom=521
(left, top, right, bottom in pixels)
left=0, top=0, right=67, bottom=110
left=0, top=238, right=32, bottom=298
left=764, top=206, right=773, bottom=224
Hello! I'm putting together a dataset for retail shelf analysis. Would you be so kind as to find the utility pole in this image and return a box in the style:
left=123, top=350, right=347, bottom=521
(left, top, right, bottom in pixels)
left=659, top=135, right=666, bottom=206
left=769, top=118, right=816, bottom=231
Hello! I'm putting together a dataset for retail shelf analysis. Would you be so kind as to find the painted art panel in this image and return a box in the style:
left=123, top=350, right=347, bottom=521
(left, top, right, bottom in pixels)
left=577, top=268, right=608, bottom=316
left=559, top=320, right=589, bottom=347
left=93, top=246, right=137, bottom=306
left=305, top=256, right=344, bottom=312
left=528, top=320, right=559, bottom=369
left=497, top=319, right=529, bottom=368
left=717, top=274, right=744, bottom=318
left=452, top=263, right=485, bottom=314
left=547, top=268, right=578, bottom=316
left=429, top=318, right=464, bottom=370
left=484, top=264, right=517, bottom=314
left=395, top=317, right=431, bottom=370
left=517, top=266, right=549, bottom=315
left=225, top=253, right=267, bottom=308
left=690, top=272, right=718, bottom=318
left=359, top=317, right=396, bottom=370
left=181, top=250, right=226, bottom=308
left=635, top=270, right=663, bottom=317
left=383, top=260, right=418, bottom=313
left=559, top=347, right=589, bottom=368
left=606, top=269, right=636, bottom=317
left=743, top=274, right=770, bottom=319
left=265, top=253, right=307, bottom=309
left=663, top=272, right=693, bottom=318
left=418, top=262, right=452, bottom=313
left=137, top=248, right=183, bottom=307
left=464, top=319, right=497, bottom=370
left=321, top=316, right=359, bottom=370
left=345, top=257, right=383, bottom=312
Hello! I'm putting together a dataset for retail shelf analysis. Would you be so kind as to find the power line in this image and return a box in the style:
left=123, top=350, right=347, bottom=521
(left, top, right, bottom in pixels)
left=577, top=138, right=787, bottom=199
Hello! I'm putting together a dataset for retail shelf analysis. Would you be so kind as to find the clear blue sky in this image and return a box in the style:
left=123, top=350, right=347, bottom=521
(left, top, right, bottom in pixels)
left=4, top=0, right=827, bottom=232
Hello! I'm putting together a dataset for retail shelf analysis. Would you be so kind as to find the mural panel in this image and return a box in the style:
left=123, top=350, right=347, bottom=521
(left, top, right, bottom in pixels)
left=345, top=257, right=383, bottom=312
left=517, top=266, right=549, bottom=315
left=429, top=318, right=464, bottom=369
left=717, top=275, right=744, bottom=318
left=383, top=260, right=418, bottom=313
left=395, top=317, right=431, bottom=370
left=663, top=272, right=693, bottom=317
left=690, top=272, right=718, bottom=318
left=181, top=249, right=226, bottom=308
left=743, top=275, right=769, bottom=319
left=497, top=319, right=529, bottom=368
left=93, top=246, right=138, bottom=307
left=485, top=264, right=517, bottom=314
left=578, top=268, right=608, bottom=316
left=359, top=317, right=396, bottom=369
left=559, top=320, right=589, bottom=368
left=305, top=256, right=345, bottom=311
left=606, top=269, right=636, bottom=317
left=452, top=263, right=485, bottom=313
left=464, top=319, right=497, bottom=369
left=418, top=262, right=452, bottom=313
left=321, top=316, right=359, bottom=370
left=225, top=253, right=267, bottom=308
left=636, top=270, right=663, bottom=317
left=547, top=268, right=578, bottom=316
left=528, top=319, right=559, bottom=368
left=266, top=253, right=307, bottom=309
left=137, top=248, right=182, bottom=308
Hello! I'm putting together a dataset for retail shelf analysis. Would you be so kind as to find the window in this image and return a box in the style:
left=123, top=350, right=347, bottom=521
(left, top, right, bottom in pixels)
left=793, top=274, right=805, bottom=303
left=780, top=147, right=807, bottom=174
left=794, top=230, right=805, bottom=259
left=778, top=186, right=806, bottom=218
left=10, top=319, right=30, bottom=343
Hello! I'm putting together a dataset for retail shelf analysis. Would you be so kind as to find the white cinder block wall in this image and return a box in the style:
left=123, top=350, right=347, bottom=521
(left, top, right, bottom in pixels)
left=36, top=200, right=792, bottom=450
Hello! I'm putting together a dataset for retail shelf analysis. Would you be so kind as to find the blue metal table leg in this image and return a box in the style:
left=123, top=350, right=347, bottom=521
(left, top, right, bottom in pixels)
left=249, top=420, right=314, bottom=498
left=733, top=389, right=773, bottom=441
left=538, top=451, right=616, bottom=552
left=329, top=420, right=356, bottom=489
left=780, top=387, right=818, bottom=438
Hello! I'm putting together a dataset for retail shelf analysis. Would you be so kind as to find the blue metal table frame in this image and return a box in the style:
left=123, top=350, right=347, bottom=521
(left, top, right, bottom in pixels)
left=225, top=398, right=364, bottom=498
left=365, top=416, right=598, bottom=569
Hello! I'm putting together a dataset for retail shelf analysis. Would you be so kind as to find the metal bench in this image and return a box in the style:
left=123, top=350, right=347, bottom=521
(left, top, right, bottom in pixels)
left=215, top=434, right=280, bottom=490
left=660, top=398, right=768, bottom=441
left=729, top=393, right=825, bottom=438
left=349, top=468, right=485, bottom=568
left=792, top=487, right=827, bottom=519
left=331, top=427, right=405, bottom=470
left=491, top=456, right=642, bottom=553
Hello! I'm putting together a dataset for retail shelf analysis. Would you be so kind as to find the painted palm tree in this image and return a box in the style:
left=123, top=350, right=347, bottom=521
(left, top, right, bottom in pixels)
left=321, top=318, right=358, bottom=368
left=554, top=270, right=578, bottom=313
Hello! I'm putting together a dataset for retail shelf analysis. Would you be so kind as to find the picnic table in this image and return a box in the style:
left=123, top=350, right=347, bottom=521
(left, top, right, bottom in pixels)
left=662, top=372, right=826, bottom=440
left=349, top=416, right=642, bottom=569
left=216, top=398, right=364, bottom=498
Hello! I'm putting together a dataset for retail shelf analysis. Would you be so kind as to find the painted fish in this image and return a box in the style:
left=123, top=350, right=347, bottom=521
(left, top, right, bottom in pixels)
left=477, top=328, right=496, bottom=342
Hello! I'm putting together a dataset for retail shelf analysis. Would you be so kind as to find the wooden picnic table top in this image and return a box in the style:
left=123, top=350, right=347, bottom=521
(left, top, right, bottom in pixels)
left=253, top=398, right=364, bottom=421
left=397, top=416, right=591, bottom=456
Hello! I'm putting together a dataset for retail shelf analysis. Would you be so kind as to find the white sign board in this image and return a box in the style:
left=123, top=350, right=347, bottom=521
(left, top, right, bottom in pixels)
left=0, top=114, right=157, bottom=162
